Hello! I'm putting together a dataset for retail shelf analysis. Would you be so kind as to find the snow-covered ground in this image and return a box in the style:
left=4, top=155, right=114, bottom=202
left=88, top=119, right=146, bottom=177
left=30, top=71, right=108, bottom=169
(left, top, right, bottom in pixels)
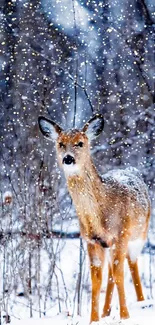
left=1, top=224, right=155, bottom=324
left=10, top=300, right=155, bottom=325
left=1, top=234, right=155, bottom=324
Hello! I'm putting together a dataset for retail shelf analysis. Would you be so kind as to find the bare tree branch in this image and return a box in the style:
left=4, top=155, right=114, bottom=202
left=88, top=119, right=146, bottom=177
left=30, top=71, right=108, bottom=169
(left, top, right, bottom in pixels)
left=0, top=230, right=80, bottom=241
left=139, top=0, right=155, bottom=25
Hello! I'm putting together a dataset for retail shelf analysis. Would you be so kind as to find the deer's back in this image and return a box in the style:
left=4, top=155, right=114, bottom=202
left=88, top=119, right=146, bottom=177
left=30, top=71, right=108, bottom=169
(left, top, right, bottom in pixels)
left=101, top=167, right=150, bottom=241
left=103, top=167, right=149, bottom=211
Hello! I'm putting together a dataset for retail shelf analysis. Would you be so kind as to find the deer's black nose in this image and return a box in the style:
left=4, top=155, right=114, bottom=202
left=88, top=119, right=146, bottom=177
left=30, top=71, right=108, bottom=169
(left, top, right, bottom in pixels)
left=63, top=155, right=75, bottom=165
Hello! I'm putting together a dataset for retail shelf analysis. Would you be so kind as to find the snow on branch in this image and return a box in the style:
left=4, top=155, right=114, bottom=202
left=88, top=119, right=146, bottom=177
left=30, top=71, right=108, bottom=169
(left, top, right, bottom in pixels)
left=0, top=230, right=80, bottom=241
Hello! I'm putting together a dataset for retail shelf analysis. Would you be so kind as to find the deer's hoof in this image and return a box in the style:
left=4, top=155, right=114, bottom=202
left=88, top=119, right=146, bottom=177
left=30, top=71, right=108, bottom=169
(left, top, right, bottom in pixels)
left=120, top=308, right=130, bottom=319
left=101, top=307, right=111, bottom=318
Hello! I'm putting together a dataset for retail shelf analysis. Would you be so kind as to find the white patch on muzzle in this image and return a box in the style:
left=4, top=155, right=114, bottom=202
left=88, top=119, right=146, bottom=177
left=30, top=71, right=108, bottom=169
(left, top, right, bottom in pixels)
left=63, top=163, right=80, bottom=176
left=62, top=153, right=80, bottom=176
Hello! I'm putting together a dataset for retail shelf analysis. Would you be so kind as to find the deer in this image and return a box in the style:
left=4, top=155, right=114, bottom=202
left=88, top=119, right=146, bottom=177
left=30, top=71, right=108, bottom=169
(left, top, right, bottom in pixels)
left=38, top=114, right=150, bottom=323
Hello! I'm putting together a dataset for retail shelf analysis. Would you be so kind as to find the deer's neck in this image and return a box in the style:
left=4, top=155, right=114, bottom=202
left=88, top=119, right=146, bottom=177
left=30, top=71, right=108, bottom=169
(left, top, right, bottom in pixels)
left=66, top=159, right=102, bottom=196
left=66, top=159, right=109, bottom=242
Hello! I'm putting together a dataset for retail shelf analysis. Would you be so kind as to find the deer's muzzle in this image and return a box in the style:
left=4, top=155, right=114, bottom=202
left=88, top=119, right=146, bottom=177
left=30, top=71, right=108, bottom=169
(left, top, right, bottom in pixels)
left=63, top=155, right=75, bottom=165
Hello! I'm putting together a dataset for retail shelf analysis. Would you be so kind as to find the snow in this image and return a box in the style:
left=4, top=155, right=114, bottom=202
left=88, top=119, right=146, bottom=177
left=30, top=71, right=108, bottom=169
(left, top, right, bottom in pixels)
left=1, top=241, right=154, bottom=324
left=9, top=301, right=155, bottom=325
left=103, top=167, right=149, bottom=209
left=2, top=190, right=13, bottom=204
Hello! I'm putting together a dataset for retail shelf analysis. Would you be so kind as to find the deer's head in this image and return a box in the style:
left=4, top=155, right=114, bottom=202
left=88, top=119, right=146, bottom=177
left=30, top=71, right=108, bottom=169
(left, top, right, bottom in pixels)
left=38, top=114, right=104, bottom=176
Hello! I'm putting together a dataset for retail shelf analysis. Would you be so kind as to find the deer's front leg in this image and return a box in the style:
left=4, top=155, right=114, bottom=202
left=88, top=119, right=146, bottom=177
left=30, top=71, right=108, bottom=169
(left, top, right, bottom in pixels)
left=102, top=262, right=115, bottom=317
left=87, top=242, right=105, bottom=323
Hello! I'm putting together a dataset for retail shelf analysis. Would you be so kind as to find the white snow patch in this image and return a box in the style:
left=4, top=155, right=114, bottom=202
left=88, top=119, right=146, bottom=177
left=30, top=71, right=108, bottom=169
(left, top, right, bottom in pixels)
left=2, top=190, right=13, bottom=204
left=103, top=167, right=149, bottom=210
left=128, top=239, right=145, bottom=262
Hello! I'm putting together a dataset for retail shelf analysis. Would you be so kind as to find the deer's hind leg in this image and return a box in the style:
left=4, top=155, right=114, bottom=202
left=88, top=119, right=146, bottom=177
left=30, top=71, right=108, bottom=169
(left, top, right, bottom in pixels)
left=127, top=255, right=144, bottom=301
left=87, top=243, right=105, bottom=323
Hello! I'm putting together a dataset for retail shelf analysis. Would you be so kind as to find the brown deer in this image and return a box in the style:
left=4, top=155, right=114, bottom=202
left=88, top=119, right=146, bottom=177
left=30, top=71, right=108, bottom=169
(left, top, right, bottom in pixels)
left=38, top=114, right=150, bottom=323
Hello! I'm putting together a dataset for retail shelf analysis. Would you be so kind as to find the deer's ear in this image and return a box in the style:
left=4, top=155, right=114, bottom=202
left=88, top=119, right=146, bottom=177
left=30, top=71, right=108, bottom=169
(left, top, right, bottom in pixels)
left=82, top=114, right=104, bottom=141
left=38, top=116, right=62, bottom=141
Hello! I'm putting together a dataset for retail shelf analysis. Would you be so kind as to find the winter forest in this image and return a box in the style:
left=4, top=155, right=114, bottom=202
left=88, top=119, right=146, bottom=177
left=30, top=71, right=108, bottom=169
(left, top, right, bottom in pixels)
left=0, top=0, right=155, bottom=324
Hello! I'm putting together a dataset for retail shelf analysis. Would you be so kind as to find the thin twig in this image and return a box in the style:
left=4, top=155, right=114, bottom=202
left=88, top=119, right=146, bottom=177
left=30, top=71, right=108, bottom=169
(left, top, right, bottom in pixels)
left=0, top=230, right=80, bottom=241
left=72, top=0, right=78, bottom=127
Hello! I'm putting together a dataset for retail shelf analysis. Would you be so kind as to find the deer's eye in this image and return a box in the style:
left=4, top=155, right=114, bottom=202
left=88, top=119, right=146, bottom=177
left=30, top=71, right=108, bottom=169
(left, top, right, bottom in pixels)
left=75, top=141, right=84, bottom=148
left=59, top=142, right=65, bottom=148
left=78, top=141, right=84, bottom=147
